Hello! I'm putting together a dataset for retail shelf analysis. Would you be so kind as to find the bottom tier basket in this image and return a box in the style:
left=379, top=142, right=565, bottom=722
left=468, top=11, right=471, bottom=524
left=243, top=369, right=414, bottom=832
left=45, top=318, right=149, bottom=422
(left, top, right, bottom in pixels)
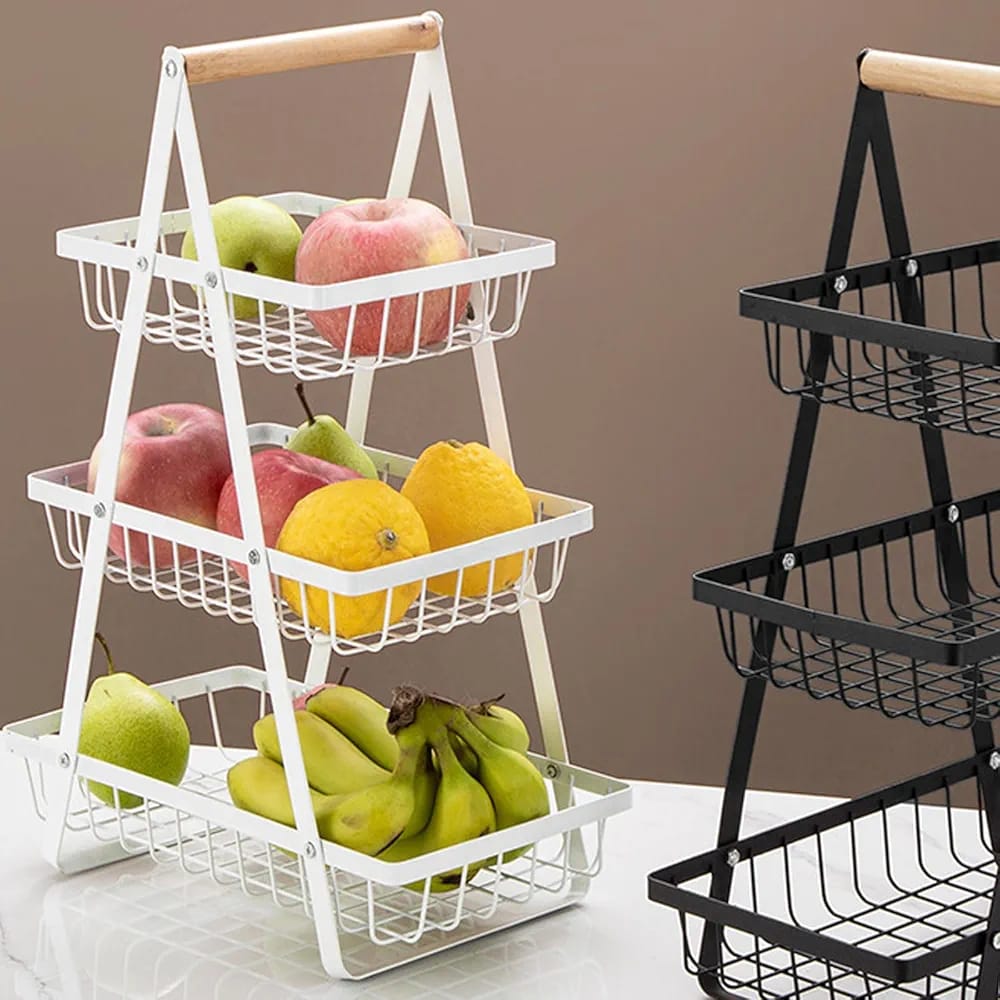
left=3, top=665, right=631, bottom=979
left=648, top=753, right=1000, bottom=999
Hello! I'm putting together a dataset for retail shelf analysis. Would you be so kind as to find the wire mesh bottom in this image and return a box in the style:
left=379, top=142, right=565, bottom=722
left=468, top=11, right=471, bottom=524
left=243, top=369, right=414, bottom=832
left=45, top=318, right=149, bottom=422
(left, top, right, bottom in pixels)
left=680, top=929, right=987, bottom=1000
left=33, top=864, right=606, bottom=998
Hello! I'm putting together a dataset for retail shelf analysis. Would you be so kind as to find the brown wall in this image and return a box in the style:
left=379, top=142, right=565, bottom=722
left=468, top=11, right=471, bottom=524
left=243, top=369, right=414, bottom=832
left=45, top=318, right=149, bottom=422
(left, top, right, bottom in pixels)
left=5, top=1, right=1000, bottom=799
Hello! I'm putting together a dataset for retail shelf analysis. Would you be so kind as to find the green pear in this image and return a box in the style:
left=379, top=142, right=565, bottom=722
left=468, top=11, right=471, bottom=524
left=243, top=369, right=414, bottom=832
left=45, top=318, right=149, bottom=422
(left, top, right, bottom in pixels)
left=180, top=195, right=302, bottom=320
left=285, top=382, right=378, bottom=479
left=76, top=634, right=191, bottom=810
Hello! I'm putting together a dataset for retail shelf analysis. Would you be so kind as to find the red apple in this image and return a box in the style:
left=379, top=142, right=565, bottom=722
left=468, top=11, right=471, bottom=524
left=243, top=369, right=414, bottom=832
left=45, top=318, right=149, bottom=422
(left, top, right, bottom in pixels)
left=216, top=448, right=361, bottom=580
left=295, top=197, right=471, bottom=356
left=87, top=403, right=231, bottom=568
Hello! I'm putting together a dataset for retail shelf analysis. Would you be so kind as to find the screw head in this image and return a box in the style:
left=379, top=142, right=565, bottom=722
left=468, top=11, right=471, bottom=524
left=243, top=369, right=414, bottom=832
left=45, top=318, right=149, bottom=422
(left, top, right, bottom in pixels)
left=135, top=255, right=148, bottom=272
left=905, top=258, right=919, bottom=278
left=726, top=848, right=740, bottom=868
left=58, top=752, right=71, bottom=769
left=782, top=552, right=796, bottom=571
left=247, top=549, right=261, bottom=566
left=303, top=842, right=317, bottom=859
left=545, top=763, right=560, bottom=779
left=947, top=504, right=960, bottom=524
left=164, top=60, right=178, bottom=78
left=833, top=275, right=848, bottom=295
left=93, top=502, right=107, bottom=519
left=990, top=751, right=1000, bottom=771
left=204, top=272, right=218, bottom=289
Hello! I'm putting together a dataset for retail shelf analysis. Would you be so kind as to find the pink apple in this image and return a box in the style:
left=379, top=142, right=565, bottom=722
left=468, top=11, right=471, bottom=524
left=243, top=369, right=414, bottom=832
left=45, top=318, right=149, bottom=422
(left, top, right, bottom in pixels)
left=216, top=448, right=361, bottom=580
left=295, top=197, right=471, bottom=356
left=87, top=403, right=231, bottom=568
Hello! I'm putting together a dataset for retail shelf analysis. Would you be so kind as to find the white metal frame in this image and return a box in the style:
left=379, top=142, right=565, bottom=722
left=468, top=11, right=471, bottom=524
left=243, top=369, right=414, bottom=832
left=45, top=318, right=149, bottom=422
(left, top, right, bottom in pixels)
left=12, top=13, right=630, bottom=979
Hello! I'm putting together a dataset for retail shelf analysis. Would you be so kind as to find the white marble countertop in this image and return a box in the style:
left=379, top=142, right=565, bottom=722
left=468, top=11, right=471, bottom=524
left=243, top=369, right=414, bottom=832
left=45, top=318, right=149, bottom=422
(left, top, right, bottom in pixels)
left=0, top=748, right=841, bottom=1000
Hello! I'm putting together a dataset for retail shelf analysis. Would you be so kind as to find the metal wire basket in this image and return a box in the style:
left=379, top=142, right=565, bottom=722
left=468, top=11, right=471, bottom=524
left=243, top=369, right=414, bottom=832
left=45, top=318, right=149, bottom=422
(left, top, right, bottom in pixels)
left=61, top=192, right=553, bottom=382
left=6, top=665, right=631, bottom=978
left=649, top=753, right=999, bottom=999
left=695, top=489, right=1000, bottom=729
left=745, top=239, right=1000, bottom=436
left=28, top=423, right=591, bottom=656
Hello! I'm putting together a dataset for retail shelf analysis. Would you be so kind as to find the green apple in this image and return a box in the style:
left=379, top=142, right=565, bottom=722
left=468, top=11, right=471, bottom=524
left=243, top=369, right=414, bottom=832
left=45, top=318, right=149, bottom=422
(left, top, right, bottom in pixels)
left=285, top=382, right=378, bottom=480
left=180, top=195, right=302, bottom=320
left=77, top=634, right=191, bottom=810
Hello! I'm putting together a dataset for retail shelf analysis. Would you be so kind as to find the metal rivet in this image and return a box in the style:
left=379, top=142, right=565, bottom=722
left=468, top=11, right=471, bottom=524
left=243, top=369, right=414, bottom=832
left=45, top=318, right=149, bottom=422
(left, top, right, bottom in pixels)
left=545, top=763, right=560, bottom=779
left=905, top=258, right=919, bottom=278
left=164, top=60, right=178, bottom=78
left=947, top=504, right=960, bottom=524
left=204, top=272, right=218, bottom=289
left=782, top=552, right=796, bottom=571
left=135, top=255, right=148, bottom=272
left=726, top=848, right=740, bottom=868
left=58, top=752, right=71, bottom=769
left=990, top=751, right=1000, bottom=772
left=247, top=550, right=261, bottom=566
left=833, top=275, right=848, bottom=295
left=93, top=502, right=107, bottom=519
left=993, top=931, right=1000, bottom=950
left=303, top=842, right=317, bottom=859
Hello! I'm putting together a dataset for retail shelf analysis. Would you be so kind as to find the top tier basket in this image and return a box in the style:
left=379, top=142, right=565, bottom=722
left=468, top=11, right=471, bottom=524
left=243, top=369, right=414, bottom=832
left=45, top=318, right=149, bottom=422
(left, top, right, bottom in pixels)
left=63, top=191, right=554, bottom=381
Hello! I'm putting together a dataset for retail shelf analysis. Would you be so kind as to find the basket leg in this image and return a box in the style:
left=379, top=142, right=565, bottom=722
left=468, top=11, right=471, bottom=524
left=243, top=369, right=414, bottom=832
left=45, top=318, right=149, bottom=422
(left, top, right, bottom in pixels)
left=696, top=971, right=747, bottom=1000
left=42, top=53, right=184, bottom=874
left=976, top=876, right=1000, bottom=1000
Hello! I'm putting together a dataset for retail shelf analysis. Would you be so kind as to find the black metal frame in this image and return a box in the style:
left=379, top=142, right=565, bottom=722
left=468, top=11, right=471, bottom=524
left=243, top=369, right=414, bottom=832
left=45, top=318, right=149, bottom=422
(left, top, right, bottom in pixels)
left=650, top=78, right=1000, bottom=1000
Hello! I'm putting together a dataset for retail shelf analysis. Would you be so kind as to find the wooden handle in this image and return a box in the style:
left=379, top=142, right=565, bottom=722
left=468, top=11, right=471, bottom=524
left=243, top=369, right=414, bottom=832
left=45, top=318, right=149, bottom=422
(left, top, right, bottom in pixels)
left=859, top=48, right=1000, bottom=108
left=180, top=13, right=440, bottom=86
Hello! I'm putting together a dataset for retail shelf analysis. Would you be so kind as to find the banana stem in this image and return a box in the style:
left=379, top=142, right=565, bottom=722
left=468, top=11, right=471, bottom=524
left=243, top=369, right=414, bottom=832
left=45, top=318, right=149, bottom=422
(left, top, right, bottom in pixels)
left=94, top=632, right=115, bottom=675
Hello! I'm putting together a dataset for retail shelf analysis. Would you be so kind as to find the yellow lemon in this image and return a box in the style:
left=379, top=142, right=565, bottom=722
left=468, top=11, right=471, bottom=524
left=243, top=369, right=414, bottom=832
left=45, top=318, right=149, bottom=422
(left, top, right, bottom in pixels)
left=276, top=479, right=430, bottom=638
left=400, top=441, right=534, bottom=597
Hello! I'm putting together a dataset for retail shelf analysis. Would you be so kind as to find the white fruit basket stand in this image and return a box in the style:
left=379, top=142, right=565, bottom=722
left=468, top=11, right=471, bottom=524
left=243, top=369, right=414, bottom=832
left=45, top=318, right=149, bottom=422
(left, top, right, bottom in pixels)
left=2, top=11, right=632, bottom=980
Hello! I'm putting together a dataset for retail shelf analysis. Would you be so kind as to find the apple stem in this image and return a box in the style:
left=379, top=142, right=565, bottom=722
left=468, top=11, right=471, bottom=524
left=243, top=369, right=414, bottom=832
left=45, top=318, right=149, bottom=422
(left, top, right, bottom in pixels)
left=295, top=382, right=316, bottom=426
left=94, top=632, right=115, bottom=675
left=337, top=664, right=351, bottom=685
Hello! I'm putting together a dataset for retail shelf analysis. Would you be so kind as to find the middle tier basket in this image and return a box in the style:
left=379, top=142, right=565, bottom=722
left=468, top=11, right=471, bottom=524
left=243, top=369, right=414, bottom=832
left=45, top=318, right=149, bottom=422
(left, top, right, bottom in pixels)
left=28, top=422, right=592, bottom=655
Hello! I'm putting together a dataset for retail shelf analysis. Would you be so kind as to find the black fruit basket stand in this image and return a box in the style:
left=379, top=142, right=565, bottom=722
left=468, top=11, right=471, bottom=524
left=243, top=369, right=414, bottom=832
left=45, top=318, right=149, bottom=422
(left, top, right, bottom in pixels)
left=648, top=51, right=1000, bottom=1000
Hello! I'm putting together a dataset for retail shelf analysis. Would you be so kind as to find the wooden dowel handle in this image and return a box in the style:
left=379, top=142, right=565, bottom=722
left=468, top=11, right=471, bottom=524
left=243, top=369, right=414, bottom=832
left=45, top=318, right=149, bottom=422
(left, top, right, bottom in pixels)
left=180, top=12, right=441, bottom=86
left=859, top=48, right=1000, bottom=108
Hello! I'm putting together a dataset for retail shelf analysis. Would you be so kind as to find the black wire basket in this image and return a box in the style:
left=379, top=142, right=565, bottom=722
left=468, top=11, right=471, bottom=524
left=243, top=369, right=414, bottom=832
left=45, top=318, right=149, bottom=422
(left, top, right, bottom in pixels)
left=648, top=753, right=998, bottom=999
left=695, top=489, right=1000, bottom=729
left=744, top=239, right=1000, bottom=436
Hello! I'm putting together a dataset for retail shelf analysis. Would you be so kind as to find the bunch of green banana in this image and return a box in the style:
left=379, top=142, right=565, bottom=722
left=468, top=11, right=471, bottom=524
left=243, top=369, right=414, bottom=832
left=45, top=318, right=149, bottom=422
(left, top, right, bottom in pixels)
left=374, top=686, right=550, bottom=890
left=378, top=690, right=497, bottom=892
left=226, top=682, right=547, bottom=891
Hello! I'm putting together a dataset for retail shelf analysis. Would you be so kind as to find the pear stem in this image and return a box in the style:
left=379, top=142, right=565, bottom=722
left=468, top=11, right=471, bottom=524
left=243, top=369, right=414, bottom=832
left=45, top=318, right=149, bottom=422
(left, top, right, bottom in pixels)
left=295, top=382, right=316, bottom=426
left=94, top=632, right=115, bottom=675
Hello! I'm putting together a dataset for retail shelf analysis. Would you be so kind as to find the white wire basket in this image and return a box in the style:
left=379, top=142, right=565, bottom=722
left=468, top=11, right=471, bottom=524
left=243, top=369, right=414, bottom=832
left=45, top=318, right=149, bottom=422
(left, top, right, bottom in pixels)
left=59, top=192, right=554, bottom=381
left=3, top=665, right=631, bottom=979
left=28, top=423, right=592, bottom=656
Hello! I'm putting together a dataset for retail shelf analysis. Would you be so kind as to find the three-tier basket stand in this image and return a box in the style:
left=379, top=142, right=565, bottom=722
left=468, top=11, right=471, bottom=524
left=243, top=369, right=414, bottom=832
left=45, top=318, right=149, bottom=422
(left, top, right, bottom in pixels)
left=649, top=50, right=1000, bottom=999
left=0, top=12, right=631, bottom=980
